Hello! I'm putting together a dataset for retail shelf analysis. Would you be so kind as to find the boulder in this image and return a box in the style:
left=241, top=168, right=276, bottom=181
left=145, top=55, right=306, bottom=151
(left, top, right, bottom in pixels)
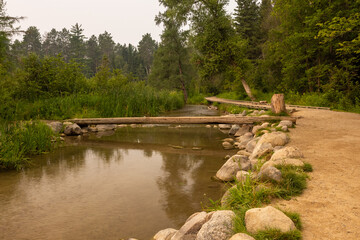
left=196, top=210, right=235, bottom=240
left=250, top=142, right=273, bottom=160
left=245, top=206, right=296, bottom=234
left=222, top=142, right=234, bottom=150
left=229, top=233, right=255, bottom=240
left=258, top=166, right=282, bottom=182
left=171, top=212, right=207, bottom=240
left=252, top=125, right=262, bottom=135
left=221, top=185, right=236, bottom=207
left=234, top=125, right=251, bottom=137
left=241, top=110, right=247, bottom=116
left=64, top=123, right=82, bottom=136
left=261, top=122, right=270, bottom=128
left=223, top=138, right=235, bottom=144
left=278, top=120, right=293, bottom=128
left=47, top=121, right=63, bottom=133
left=261, top=158, right=304, bottom=171
left=153, top=228, right=178, bottom=240
left=219, top=124, right=232, bottom=129
left=216, top=155, right=251, bottom=181
left=257, top=132, right=289, bottom=147
left=95, top=124, right=117, bottom=132
left=281, top=125, right=288, bottom=132
left=236, top=150, right=251, bottom=157
left=229, top=125, right=240, bottom=135
left=259, top=110, right=266, bottom=115
left=246, top=137, right=259, bottom=153
left=270, top=146, right=304, bottom=161
left=236, top=171, right=250, bottom=182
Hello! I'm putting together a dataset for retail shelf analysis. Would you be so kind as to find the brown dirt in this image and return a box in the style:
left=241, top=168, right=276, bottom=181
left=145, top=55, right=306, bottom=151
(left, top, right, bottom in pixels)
left=274, top=109, right=360, bottom=239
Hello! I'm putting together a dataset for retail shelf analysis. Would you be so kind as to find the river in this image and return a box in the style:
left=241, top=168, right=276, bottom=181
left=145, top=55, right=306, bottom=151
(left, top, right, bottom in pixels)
left=0, top=105, right=234, bottom=240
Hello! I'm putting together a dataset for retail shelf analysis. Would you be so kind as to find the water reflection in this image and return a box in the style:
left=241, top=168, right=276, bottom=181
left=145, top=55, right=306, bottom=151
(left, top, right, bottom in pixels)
left=0, top=125, right=233, bottom=239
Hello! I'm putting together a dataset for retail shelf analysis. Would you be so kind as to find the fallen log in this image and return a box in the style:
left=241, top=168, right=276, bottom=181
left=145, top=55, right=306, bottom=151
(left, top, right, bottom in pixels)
left=69, top=116, right=297, bottom=126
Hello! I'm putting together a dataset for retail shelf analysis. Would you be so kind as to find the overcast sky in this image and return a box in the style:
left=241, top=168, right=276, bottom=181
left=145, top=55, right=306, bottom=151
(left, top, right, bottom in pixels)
left=6, top=0, right=237, bottom=46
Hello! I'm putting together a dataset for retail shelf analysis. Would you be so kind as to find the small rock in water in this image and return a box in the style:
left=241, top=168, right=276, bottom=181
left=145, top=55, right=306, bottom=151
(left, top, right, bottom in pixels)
left=192, top=147, right=203, bottom=151
left=225, top=155, right=231, bottom=160
left=169, top=145, right=184, bottom=149
left=222, top=142, right=234, bottom=150
left=205, top=125, right=212, bottom=128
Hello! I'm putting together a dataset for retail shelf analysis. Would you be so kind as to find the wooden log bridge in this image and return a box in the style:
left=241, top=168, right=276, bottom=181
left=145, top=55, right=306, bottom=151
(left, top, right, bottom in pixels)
left=70, top=116, right=296, bottom=126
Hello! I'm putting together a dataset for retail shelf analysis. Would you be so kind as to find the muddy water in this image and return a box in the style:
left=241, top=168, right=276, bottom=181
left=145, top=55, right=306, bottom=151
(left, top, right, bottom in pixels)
left=0, top=106, right=234, bottom=240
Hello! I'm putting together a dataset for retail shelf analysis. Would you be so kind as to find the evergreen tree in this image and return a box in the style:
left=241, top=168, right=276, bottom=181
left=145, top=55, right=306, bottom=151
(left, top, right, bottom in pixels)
left=21, top=26, right=42, bottom=56
left=69, top=23, right=86, bottom=62
left=138, top=33, right=157, bottom=80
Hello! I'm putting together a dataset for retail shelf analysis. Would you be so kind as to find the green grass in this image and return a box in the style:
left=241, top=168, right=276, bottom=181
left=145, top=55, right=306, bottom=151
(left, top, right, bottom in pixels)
left=2, top=83, right=184, bottom=120
left=254, top=229, right=302, bottom=240
left=0, top=121, right=56, bottom=170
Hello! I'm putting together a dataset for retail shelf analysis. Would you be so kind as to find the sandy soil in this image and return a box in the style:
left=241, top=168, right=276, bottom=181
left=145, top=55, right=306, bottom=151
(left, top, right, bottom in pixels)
left=274, top=109, right=360, bottom=239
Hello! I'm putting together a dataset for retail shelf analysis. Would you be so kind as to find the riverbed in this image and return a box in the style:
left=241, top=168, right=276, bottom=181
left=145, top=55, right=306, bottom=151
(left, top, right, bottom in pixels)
left=0, top=105, right=233, bottom=240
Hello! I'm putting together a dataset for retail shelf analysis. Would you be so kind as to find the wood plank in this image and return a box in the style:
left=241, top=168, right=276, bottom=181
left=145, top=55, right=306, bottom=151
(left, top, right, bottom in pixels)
left=70, top=116, right=296, bottom=125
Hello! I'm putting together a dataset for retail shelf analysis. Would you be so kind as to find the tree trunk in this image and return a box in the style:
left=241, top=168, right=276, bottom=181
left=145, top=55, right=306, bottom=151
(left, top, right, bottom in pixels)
left=271, top=94, right=287, bottom=114
left=178, top=60, right=188, bottom=103
left=241, top=79, right=255, bottom=101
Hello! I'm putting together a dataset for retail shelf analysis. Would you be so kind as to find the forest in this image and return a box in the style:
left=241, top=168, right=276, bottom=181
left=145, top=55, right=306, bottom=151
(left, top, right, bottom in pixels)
left=0, top=0, right=360, bottom=122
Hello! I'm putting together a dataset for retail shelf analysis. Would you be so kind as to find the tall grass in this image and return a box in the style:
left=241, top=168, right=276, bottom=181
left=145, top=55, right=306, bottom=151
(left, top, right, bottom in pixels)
left=0, top=121, right=55, bottom=170
left=2, top=82, right=184, bottom=120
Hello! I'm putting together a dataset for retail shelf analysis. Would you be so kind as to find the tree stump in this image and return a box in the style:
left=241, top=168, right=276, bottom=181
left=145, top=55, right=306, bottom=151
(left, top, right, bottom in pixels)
left=271, top=94, right=286, bottom=114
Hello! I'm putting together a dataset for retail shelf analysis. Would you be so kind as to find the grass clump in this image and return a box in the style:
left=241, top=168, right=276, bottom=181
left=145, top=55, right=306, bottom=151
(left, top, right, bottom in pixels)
left=0, top=121, right=56, bottom=170
left=254, top=229, right=302, bottom=240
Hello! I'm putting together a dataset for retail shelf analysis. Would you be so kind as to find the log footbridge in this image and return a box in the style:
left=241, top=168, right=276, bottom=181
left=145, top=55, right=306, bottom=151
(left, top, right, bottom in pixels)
left=70, top=116, right=296, bottom=126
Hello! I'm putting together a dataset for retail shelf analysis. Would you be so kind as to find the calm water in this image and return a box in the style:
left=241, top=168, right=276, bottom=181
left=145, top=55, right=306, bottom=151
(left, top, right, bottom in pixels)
left=0, top=106, right=234, bottom=240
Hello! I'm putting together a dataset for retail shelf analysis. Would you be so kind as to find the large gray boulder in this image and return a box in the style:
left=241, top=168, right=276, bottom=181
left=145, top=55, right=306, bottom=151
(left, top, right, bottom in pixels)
left=278, top=120, right=293, bottom=128
left=64, top=123, right=81, bottom=136
left=196, top=210, right=235, bottom=240
left=234, top=125, right=251, bottom=137
left=270, top=146, right=304, bottom=161
left=236, top=171, right=251, bottom=183
left=229, top=125, right=240, bottom=135
left=245, top=206, right=296, bottom=234
left=258, top=166, right=282, bottom=182
left=261, top=158, right=304, bottom=172
left=221, top=185, right=237, bottom=207
left=257, top=132, right=289, bottom=147
left=229, top=233, right=255, bottom=240
left=246, top=137, right=259, bottom=153
left=216, top=155, right=251, bottom=181
left=47, top=121, right=63, bottom=133
left=171, top=212, right=207, bottom=240
left=251, top=125, right=262, bottom=135
left=154, top=228, right=178, bottom=240
left=250, top=142, right=273, bottom=160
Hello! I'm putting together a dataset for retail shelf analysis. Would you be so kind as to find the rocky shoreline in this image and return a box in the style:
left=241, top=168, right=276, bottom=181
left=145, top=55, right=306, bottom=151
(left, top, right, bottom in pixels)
left=151, top=118, right=309, bottom=240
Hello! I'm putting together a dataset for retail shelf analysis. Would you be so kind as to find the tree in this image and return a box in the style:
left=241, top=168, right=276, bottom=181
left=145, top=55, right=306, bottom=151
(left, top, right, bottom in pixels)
left=56, top=28, right=71, bottom=61
left=86, top=35, right=100, bottom=76
left=42, top=28, right=59, bottom=57
left=21, top=26, right=42, bottom=56
left=138, top=33, right=157, bottom=81
left=0, top=0, right=23, bottom=36
left=150, top=1, right=193, bottom=102
left=69, top=23, right=86, bottom=61
left=234, top=0, right=261, bottom=59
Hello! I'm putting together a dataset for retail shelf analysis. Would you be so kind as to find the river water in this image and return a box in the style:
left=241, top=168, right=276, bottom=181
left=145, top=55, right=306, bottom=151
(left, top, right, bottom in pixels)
left=0, top=105, right=234, bottom=240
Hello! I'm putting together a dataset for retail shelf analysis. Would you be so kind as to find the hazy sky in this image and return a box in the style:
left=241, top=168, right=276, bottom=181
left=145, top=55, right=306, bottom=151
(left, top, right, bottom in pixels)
left=6, top=0, right=237, bottom=45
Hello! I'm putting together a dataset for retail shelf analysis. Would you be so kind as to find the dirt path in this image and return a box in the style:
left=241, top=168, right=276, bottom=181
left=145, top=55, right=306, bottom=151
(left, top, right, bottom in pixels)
left=275, top=109, right=360, bottom=239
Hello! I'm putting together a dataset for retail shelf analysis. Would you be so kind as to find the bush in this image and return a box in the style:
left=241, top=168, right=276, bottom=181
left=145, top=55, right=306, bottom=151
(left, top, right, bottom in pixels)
left=0, top=121, right=55, bottom=170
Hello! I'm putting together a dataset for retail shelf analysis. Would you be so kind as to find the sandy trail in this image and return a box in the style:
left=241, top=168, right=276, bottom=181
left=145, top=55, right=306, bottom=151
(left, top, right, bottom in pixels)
left=274, top=109, right=360, bottom=239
